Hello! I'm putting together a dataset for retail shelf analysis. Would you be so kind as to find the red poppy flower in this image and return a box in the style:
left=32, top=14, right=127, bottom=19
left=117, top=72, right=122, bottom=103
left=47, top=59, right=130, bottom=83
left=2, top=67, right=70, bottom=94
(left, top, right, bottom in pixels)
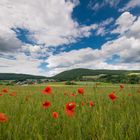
left=108, top=93, right=117, bottom=101
left=65, top=102, right=76, bottom=117
left=77, top=88, right=84, bottom=95
left=42, top=101, right=51, bottom=109
left=128, top=93, right=132, bottom=96
left=42, top=86, right=52, bottom=95
left=120, top=84, right=124, bottom=89
left=9, top=92, right=16, bottom=96
left=89, top=101, right=94, bottom=107
left=0, top=94, right=3, bottom=96
left=66, top=102, right=76, bottom=110
left=52, top=112, right=59, bottom=119
left=2, top=89, right=8, bottom=93
left=0, top=113, right=8, bottom=122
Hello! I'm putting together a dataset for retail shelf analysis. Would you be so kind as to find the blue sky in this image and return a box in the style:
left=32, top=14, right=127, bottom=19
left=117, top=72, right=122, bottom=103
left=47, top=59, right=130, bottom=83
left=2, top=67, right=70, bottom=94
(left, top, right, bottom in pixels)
left=0, top=0, right=140, bottom=76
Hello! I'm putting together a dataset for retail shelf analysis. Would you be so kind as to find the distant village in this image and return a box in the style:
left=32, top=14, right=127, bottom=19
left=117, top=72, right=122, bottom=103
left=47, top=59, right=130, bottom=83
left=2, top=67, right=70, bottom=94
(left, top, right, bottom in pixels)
left=0, top=79, right=56, bottom=86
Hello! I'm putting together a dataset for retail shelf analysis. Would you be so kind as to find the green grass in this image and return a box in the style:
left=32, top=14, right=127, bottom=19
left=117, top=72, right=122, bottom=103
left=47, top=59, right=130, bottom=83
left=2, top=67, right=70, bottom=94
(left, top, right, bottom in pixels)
left=0, top=84, right=140, bottom=140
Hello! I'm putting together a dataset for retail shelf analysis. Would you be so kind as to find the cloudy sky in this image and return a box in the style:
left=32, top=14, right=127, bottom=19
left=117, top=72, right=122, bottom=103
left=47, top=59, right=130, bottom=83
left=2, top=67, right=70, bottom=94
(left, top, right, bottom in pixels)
left=0, top=0, right=140, bottom=76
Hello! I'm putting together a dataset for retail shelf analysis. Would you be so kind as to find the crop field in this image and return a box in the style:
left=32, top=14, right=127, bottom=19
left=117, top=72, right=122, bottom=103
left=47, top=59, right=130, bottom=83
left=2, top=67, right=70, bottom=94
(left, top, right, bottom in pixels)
left=0, top=83, right=140, bottom=140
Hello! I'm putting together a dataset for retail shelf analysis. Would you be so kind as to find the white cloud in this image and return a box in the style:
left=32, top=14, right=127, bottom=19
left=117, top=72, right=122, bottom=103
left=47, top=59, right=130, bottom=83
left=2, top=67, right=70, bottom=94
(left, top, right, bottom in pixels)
left=119, top=0, right=140, bottom=12
left=111, top=11, right=140, bottom=40
left=102, top=36, right=140, bottom=63
left=0, top=0, right=97, bottom=48
left=0, top=53, right=47, bottom=76
left=21, top=45, right=41, bottom=55
left=128, top=17, right=140, bottom=38
left=0, top=27, right=22, bottom=52
left=112, top=12, right=136, bottom=34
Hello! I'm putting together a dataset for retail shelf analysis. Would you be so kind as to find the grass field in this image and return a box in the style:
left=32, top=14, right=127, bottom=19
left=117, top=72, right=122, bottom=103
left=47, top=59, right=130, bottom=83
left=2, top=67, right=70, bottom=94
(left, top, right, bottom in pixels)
left=0, top=83, right=140, bottom=140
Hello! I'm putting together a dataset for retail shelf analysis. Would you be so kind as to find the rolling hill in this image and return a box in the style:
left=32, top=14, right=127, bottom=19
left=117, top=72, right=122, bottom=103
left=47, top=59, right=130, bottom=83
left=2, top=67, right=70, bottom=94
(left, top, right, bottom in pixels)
left=52, top=68, right=140, bottom=81
left=0, top=73, right=47, bottom=80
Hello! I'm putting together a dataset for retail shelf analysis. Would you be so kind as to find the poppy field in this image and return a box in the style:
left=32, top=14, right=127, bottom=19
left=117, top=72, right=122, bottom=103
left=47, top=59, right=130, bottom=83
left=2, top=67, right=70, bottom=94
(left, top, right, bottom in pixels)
left=0, top=83, right=140, bottom=140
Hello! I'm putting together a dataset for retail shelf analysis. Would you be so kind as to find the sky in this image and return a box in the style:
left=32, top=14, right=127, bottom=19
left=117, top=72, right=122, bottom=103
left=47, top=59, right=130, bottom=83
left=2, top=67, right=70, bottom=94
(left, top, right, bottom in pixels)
left=0, top=0, right=140, bottom=76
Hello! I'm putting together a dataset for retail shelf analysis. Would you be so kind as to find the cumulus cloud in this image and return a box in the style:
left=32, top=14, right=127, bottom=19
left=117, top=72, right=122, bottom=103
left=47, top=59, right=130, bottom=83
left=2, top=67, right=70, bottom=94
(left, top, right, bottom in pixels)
left=22, top=45, right=41, bottom=53
left=111, top=11, right=140, bottom=39
left=0, top=28, right=22, bottom=52
left=112, top=12, right=136, bottom=34
left=128, top=17, right=140, bottom=39
left=0, top=53, right=47, bottom=76
left=0, top=0, right=97, bottom=49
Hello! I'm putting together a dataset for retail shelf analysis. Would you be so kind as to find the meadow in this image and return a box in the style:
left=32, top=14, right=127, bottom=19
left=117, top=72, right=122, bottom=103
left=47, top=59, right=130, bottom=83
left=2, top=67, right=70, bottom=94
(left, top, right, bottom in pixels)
left=0, top=82, right=140, bottom=140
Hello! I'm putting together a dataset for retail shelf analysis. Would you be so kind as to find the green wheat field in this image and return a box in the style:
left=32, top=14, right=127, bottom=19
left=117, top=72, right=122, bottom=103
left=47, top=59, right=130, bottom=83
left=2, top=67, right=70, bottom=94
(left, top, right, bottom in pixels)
left=0, top=83, right=140, bottom=140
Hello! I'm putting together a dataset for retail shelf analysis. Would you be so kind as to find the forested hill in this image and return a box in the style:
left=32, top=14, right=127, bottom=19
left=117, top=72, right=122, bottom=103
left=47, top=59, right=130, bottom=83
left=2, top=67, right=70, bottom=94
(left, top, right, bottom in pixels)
left=0, top=73, right=47, bottom=80
left=52, top=68, right=140, bottom=81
